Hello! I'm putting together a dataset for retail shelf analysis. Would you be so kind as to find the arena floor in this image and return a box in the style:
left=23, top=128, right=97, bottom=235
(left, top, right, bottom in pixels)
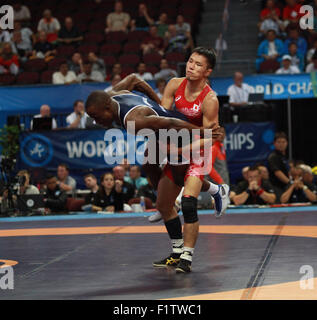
left=1, top=207, right=317, bottom=300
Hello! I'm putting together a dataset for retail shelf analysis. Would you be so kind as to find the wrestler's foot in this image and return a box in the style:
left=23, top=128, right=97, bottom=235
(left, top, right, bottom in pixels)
left=148, top=211, right=162, bottom=223
left=153, top=253, right=181, bottom=268
left=175, top=258, right=192, bottom=273
left=213, top=184, right=230, bottom=218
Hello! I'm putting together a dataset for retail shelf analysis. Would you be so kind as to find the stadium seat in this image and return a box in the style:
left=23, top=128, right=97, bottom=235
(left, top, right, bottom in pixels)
left=100, top=43, right=122, bottom=56
left=0, top=74, right=16, bottom=86
left=128, top=30, right=149, bottom=43
left=78, top=44, right=99, bottom=55
left=16, top=72, right=40, bottom=85
left=23, top=59, right=47, bottom=72
left=119, top=54, right=141, bottom=67
left=40, top=70, right=54, bottom=84
left=143, top=52, right=163, bottom=65
left=66, top=198, right=85, bottom=212
left=121, top=66, right=135, bottom=76
left=165, top=52, right=186, bottom=64
left=85, top=33, right=105, bottom=44
left=102, top=55, right=117, bottom=66
left=57, top=45, right=76, bottom=58
left=47, top=58, right=67, bottom=71
left=123, top=42, right=141, bottom=54
left=147, top=65, right=159, bottom=75
left=106, top=31, right=128, bottom=44
left=259, top=60, right=280, bottom=73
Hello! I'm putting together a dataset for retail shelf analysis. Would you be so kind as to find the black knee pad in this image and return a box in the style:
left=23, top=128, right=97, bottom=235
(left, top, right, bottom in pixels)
left=181, top=196, right=198, bottom=223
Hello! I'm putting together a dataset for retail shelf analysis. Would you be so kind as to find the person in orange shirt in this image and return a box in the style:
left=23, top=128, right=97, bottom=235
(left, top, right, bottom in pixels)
left=208, top=127, right=230, bottom=185
left=0, top=43, right=19, bottom=75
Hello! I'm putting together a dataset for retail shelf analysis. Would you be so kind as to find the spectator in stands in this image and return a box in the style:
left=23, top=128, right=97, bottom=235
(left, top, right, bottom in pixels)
left=135, top=62, right=153, bottom=80
left=141, top=25, right=165, bottom=56
left=208, top=127, right=230, bottom=186
left=282, top=0, right=303, bottom=28
left=105, top=63, right=126, bottom=81
left=155, top=78, right=167, bottom=99
left=30, top=104, right=57, bottom=130
left=92, top=173, right=124, bottom=212
left=256, top=29, right=284, bottom=72
left=154, top=59, right=178, bottom=81
left=52, top=62, right=78, bottom=84
left=286, top=42, right=305, bottom=72
left=57, top=163, right=77, bottom=195
left=31, top=31, right=56, bottom=62
left=37, top=9, right=61, bottom=44
left=57, top=17, right=83, bottom=47
left=13, top=2, right=31, bottom=23
left=130, top=3, right=154, bottom=31
left=88, top=52, right=106, bottom=78
left=113, top=165, right=135, bottom=203
left=305, top=52, right=317, bottom=72
left=0, top=43, right=19, bottom=75
left=227, top=71, right=254, bottom=107
left=11, top=21, right=34, bottom=60
left=105, top=74, right=122, bottom=92
left=106, top=0, right=130, bottom=33
left=283, top=27, right=308, bottom=56
left=276, top=54, right=300, bottom=74
left=267, top=131, right=290, bottom=200
left=175, top=14, right=194, bottom=51
left=135, top=177, right=157, bottom=205
left=0, top=30, right=12, bottom=47
left=232, top=165, right=276, bottom=205
left=43, top=174, right=68, bottom=214
left=300, top=164, right=317, bottom=188
left=68, top=52, right=84, bottom=75
left=280, top=166, right=317, bottom=203
left=156, top=12, right=169, bottom=38
left=229, top=165, right=249, bottom=201
left=258, top=0, right=284, bottom=39
left=258, top=164, right=270, bottom=181
left=164, top=24, right=190, bottom=54
left=124, top=165, right=148, bottom=193
left=77, top=61, right=104, bottom=83
left=16, top=170, right=40, bottom=196
left=306, top=38, right=317, bottom=64
left=83, top=174, right=99, bottom=205
left=66, top=99, right=88, bottom=129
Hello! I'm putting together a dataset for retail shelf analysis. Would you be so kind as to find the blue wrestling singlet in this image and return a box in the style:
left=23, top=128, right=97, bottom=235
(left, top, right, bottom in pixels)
left=112, top=93, right=189, bottom=128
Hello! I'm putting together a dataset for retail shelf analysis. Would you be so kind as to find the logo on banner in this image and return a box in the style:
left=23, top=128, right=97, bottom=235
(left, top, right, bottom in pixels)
left=20, top=134, right=53, bottom=167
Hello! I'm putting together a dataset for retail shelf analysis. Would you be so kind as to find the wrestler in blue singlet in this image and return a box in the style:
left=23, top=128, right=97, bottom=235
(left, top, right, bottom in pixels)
left=111, top=93, right=189, bottom=128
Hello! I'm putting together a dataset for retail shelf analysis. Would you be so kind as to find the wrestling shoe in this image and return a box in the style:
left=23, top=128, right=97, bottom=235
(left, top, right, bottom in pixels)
left=175, top=258, right=192, bottom=273
left=153, top=253, right=181, bottom=268
left=148, top=211, right=162, bottom=223
left=213, top=184, right=230, bottom=218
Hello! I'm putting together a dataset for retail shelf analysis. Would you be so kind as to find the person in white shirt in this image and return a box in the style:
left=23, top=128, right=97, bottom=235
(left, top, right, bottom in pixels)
left=227, top=71, right=255, bottom=106
left=135, top=62, right=153, bottom=80
left=13, top=3, right=31, bottom=23
left=52, top=63, right=78, bottom=85
left=66, top=100, right=88, bottom=129
left=31, top=104, right=57, bottom=130
left=275, top=55, right=300, bottom=74
left=305, top=53, right=317, bottom=73
left=306, top=39, right=317, bottom=64
left=77, top=62, right=104, bottom=83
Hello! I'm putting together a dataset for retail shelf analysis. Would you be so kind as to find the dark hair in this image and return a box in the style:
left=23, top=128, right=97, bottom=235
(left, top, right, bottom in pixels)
left=248, top=165, right=260, bottom=173
left=99, top=172, right=115, bottom=196
left=84, top=173, right=97, bottom=180
left=46, top=173, right=56, bottom=180
left=85, top=91, right=111, bottom=111
left=58, top=163, right=69, bottom=171
left=192, top=47, right=217, bottom=69
left=274, top=131, right=288, bottom=142
left=73, top=99, right=84, bottom=108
